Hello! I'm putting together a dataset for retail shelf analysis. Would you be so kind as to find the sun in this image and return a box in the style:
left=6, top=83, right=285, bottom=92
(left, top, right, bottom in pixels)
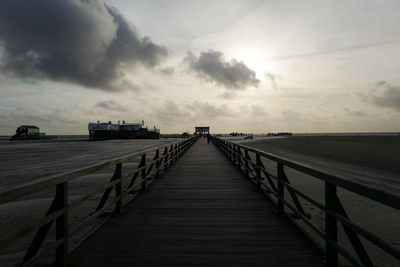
left=229, top=47, right=270, bottom=81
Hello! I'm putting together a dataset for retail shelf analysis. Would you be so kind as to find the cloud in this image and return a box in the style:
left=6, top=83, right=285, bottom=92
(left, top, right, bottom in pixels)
left=344, top=108, right=368, bottom=117
left=183, top=50, right=259, bottom=90
left=264, top=72, right=279, bottom=89
left=0, top=0, right=168, bottom=91
left=281, top=109, right=302, bottom=122
left=152, top=100, right=235, bottom=127
left=251, top=105, right=268, bottom=117
left=266, top=40, right=397, bottom=61
left=0, top=107, right=77, bottom=133
left=95, top=100, right=126, bottom=112
left=361, top=81, right=400, bottom=111
left=187, top=100, right=235, bottom=118
left=375, top=81, right=387, bottom=86
left=157, top=67, right=175, bottom=75
left=219, top=91, right=236, bottom=99
left=153, top=100, right=188, bottom=125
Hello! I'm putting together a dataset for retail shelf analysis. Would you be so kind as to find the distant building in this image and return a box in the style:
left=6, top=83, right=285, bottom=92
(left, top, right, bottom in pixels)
left=195, top=126, right=210, bottom=135
left=10, top=125, right=43, bottom=140
left=17, top=125, right=40, bottom=135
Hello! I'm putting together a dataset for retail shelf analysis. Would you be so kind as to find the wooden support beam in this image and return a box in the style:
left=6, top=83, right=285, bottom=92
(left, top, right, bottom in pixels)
left=114, top=164, right=122, bottom=214
left=155, top=150, right=160, bottom=178
left=56, top=182, right=68, bottom=266
left=141, top=154, right=147, bottom=191
left=277, top=163, right=285, bottom=214
left=325, top=182, right=338, bottom=267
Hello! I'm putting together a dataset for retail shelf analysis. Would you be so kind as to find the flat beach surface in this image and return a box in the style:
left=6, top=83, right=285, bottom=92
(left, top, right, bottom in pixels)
left=238, top=136, right=400, bottom=193
left=0, top=138, right=180, bottom=190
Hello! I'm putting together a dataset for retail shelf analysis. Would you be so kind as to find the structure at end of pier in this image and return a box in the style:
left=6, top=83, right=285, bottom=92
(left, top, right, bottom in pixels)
left=194, top=126, right=210, bottom=135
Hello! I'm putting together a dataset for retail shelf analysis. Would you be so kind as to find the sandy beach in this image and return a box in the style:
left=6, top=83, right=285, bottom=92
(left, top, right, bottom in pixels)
left=237, top=136, right=400, bottom=266
left=0, top=138, right=180, bottom=190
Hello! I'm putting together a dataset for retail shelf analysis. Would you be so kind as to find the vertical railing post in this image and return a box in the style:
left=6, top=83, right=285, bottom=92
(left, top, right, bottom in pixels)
left=170, top=145, right=175, bottom=164
left=141, top=154, right=147, bottom=191
left=114, top=163, right=122, bottom=214
left=236, top=146, right=240, bottom=167
left=155, top=150, right=160, bottom=178
left=223, top=141, right=228, bottom=156
left=173, top=144, right=178, bottom=162
left=181, top=140, right=185, bottom=154
left=277, top=163, right=284, bottom=214
left=233, top=145, right=238, bottom=167
left=237, top=147, right=243, bottom=170
left=168, top=145, right=173, bottom=167
left=176, top=142, right=182, bottom=158
left=244, top=150, right=250, bottom=178
left=256, top=154, right=261, bottom=191
left=325, top=182, right=338, bottom=267
left=56, top=182, right=68, bottom=267
left=163, top=147, right=168, bottom=170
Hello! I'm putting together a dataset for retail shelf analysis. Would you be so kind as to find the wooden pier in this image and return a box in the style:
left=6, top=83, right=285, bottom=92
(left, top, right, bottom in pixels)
left=68, top=138, right=323, bottom=266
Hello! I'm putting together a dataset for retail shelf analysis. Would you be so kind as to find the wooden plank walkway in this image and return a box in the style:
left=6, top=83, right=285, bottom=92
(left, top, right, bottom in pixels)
left=68, top=138, right=323, bottom=266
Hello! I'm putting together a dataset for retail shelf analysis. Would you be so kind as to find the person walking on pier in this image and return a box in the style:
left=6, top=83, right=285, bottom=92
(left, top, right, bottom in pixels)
left=206, top=133, right=211, bottom=144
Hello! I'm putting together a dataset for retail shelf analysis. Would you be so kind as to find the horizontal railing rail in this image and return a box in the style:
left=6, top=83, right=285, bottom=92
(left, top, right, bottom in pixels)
left=0, top=135, right=199, bottom=266
left=211, top=136, right=400, bottom=267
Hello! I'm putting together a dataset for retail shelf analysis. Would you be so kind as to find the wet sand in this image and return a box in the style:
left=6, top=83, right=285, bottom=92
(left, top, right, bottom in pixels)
left=237, top=136, right=400, bottom=266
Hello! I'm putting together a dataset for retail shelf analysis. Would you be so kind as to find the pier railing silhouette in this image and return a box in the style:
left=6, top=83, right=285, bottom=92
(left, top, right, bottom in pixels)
left=211, top=136, right=400, bottom=267
left=0, top=135, right=199, bottom=266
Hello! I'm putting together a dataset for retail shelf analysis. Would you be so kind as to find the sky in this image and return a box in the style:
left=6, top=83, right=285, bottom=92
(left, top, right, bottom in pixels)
left=0, top=0, right=400, bottom=134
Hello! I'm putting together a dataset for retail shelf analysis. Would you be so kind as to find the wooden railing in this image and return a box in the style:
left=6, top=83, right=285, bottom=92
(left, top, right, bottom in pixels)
left=211, top=136, right=400, bottom=267
left=0, top=136, right=199, bottom=266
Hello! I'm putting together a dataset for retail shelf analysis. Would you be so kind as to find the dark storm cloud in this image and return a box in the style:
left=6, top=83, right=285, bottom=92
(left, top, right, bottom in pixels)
left=0, top=0, right=168, bottom=91
left=184, top=50, right=259, bottom=90
left=361, top=81, right=400, bottom=111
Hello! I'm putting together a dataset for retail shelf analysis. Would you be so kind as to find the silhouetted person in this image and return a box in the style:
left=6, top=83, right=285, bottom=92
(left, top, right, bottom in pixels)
left=206, top=133, right=211, bottom=144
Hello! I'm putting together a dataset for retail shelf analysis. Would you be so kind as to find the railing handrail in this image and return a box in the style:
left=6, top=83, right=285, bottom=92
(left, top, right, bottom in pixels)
left=217, top=137, right=400, bottom=210
left=0, top=138, right=191, bottom=204
left=211, top=136, right=400, bottom=267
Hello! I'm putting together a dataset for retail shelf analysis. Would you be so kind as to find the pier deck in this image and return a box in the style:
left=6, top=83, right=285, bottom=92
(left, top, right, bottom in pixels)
left=68, top=138, right=323, bottom=266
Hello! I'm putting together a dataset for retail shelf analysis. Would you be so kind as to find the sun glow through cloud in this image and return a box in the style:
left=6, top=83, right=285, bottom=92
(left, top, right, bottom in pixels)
left=229, top=47, right=272, bottom=82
